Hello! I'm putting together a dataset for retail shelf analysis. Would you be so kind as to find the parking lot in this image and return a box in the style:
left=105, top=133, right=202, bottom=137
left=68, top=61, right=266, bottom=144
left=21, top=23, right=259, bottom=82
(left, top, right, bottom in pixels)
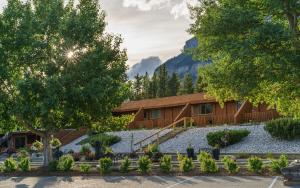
left=0, top=176, right=294, bottom=188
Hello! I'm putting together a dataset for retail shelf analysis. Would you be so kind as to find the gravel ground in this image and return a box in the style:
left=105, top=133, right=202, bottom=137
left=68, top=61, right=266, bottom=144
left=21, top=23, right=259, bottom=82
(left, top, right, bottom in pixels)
left=61, top=129, right=171, bottom=153
left=159, top=124, right=300, bottom=154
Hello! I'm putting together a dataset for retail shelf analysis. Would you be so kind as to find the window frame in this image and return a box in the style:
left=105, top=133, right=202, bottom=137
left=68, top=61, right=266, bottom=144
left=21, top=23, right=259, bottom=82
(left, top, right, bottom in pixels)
left=198, top=103, right=213, bottom=115
left=150, top=109, right=161, bottom=119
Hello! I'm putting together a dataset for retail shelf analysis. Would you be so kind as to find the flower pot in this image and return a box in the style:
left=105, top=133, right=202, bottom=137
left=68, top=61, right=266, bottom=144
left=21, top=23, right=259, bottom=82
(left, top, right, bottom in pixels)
left=187, top=148, right=195, bottom=159
left=212, top=148, right=220, bottom=160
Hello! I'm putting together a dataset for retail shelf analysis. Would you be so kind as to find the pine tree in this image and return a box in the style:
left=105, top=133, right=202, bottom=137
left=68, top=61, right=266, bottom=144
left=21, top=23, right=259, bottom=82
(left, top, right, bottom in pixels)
left=149, top=74, right=158, bottom=98
left=133, top=74, right=143, bottom=100
left=167, top=73, right=180, bottom=96
left=142, top=72, right=150, bottom=99
left=157, top=65, right=168, bottom=97
left=195, top=69, right=207, bottom=93
left=180, top=73, right=194, bottom=95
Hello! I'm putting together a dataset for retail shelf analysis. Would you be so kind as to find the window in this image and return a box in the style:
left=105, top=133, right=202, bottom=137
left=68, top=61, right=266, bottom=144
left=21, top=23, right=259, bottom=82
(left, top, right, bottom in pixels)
left=150, top=109, right=161, bottom=119
left=236, top=101, right=243, bottom=110
left=199, top=103, right=213, bottom=114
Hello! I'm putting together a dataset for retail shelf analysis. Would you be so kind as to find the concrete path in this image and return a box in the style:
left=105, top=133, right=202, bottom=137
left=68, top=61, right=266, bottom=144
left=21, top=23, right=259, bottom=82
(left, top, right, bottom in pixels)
left=0, top=176, right=295, bottom=188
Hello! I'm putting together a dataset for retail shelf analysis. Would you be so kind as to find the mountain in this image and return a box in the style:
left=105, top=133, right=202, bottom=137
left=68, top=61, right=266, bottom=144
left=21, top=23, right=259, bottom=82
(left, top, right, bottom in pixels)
left=154, top=38, right=210, bottom=82
left=127, top=56, right=162, bottom=80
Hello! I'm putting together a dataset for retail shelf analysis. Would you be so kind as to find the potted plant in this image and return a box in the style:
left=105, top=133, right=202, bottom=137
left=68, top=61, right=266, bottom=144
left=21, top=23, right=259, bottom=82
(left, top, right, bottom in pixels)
left=51, top=138, right=63, bottom=160
left=186, top=144, right=195, bottom=159
left=212, top=144, right=220, bottom=160
left=31, top=140, right=43, bottom=158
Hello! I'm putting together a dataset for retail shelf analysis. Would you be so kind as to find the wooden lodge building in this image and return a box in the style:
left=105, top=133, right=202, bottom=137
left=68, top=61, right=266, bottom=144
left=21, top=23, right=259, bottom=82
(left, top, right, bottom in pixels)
left=113, top=93, right=279, bottom=129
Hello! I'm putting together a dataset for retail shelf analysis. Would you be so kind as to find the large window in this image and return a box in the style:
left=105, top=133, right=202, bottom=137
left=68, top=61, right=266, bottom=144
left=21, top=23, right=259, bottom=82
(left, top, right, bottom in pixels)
left=150, top=109, right=161, bottom=119
left=199, top=103, right=213, bottom=114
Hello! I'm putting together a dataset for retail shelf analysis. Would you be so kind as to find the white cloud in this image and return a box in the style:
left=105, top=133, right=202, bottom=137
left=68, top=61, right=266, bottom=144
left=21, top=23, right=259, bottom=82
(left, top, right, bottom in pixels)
left=171, top=0, right=198, bottom=20
left=123, top=0, right=170, bottom=11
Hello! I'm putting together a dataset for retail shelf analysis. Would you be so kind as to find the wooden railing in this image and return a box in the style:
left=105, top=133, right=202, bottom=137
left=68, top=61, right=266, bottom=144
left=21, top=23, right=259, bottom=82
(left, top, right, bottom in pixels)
left=243, top=110, right=279, bottom=122
left=133, top=117, right=193, bottom=152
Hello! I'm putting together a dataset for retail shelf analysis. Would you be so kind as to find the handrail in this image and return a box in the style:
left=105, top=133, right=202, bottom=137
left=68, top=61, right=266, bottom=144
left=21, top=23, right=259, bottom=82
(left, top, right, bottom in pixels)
left=134, top=117, right=189, bottom=146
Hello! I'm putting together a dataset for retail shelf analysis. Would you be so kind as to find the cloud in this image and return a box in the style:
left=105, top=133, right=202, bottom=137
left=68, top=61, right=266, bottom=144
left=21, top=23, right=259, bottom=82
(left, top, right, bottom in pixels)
left=122, top=0, right=170, bottom=11
left=171, top=0, right=198, bottom=20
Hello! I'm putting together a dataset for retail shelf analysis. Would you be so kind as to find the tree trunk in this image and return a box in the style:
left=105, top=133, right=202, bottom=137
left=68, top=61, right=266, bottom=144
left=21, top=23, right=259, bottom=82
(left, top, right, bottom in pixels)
left=42, top=134, right=53, bottom=166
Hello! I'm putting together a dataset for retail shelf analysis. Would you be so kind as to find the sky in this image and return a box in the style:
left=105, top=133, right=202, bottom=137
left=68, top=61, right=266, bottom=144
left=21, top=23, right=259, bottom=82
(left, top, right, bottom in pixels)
left=0, top=0, right=197, bottom=67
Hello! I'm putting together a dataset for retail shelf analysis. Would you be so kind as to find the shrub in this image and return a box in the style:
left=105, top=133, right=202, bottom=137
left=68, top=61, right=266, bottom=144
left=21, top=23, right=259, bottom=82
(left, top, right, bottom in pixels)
left=177, top=152, right=183, bottom=162
left=31, top=140, right=43, bottom=152
left=48, top=160, right=59, bottom=171
left=207, top=129, right=250, bottom=148
left=0, top=164, right=4, bottom=173
left=247, top=156, right=263, bottom=173
left=200, top=158, right=218, bottom=173
left=159, top=155, right=172, bottom=173
left=179, top=156, right=194, bottom=173
left=79, top=134, right=121, bottom=147
left=18, top=157, right=30, bottom=172
left=138, top=156, right=152, bottom=174
left=120, top=156, right=131, bottom=173
left=145, top=143, right=159, bottom=158
left=4, top=157, right=17, bottom=172
left=50, top=138, right=62, bottom=149
left=197, top=152, right=212, bottom=163
left=270, top=155, right=289, bottom=173
left=58, top=155, right=75, bottom=172
left=265, top=118, right=300, bottom=140
left=80, top=164, right=91, bottom=173
left=80, top=144, right=92, bottom=156
left=16, top=148, right=30, bottom=161
left=222, top=156, right=239, bottom=174
left=99, top=157, right=113, bottom=174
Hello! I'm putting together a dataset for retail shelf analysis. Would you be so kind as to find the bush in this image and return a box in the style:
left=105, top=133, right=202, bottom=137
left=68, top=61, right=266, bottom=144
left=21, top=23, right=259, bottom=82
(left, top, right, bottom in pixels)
left=247, top=156, right=263, bottom=173
left=48, top=160, right=59, bottom=171
left=138, top=156, right=152, bottom=174
left=58, top=155, right=74, bottom=172
left=18, top=157, right=30, bottom=172
left=177, top=152, right=183, bottom=162
left=200, top=158, right=218, bottom=173
left=80, top=144, right=92, bottom=156
left=80, top=164, right=91, bottom=173
left=270, top=155, right=289, bottom=173
left=0, top=164, right=4, bottom=173
left=79, top=134, right=121, bottom=147
left=120, top=156, right=131, bottom=173
left=16, top=148, right=30, bottom=161
left=265, top=118, right=300, bottom=140
left=31, top=140, right=43, bottom=152
left=4, top=157, right=17, bottom=172
left=222, top=156, right=239, bottom=174
left=198, top=152, right=212, bottom=163
left=50, top=138, right=62, bottom=149
left=99, top=157, right=113, bottom=174
left=159, top=155, right=172, bottom=173
left=207, top=129, right=250, bottom=148
left=179, top=156, right=194, bottom=173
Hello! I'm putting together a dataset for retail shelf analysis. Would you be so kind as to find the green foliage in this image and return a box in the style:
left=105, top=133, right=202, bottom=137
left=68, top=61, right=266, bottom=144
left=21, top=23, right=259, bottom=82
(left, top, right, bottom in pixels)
left=197, top=152, right=212, bottom=163
left=80, top=144, right=92, bottom=155
left=247, top=156, right=263, bottom=173
left=167, top=73, right=180, bottom=96
left=79, top=164, right=91, bottom=173
left=4, top=158, right=17, bottom=173
left=31, top=140, right=43, bottom=152
left=265, top=118, right=300, bottom=140
left=48, top=160, right=59, bottom=172
left=120, top=156, right=131, bottom=173
left=138, top=156, right=152, bottom=174
left=189, top=0, right=300, bottom=118
left=179, top=156, right=194, bottom=173
left=159, top=155, right=172, bottom=173
left=0, top=164, right=4, bottom=173
left=99, top=157, right=113, bottom=174
left=17, top=148, right=30, bottom=161
left=157, top=65, right=168, bottom=97
left=79, top=134, right=121, bottom=147
left=50, top=138, right=62, bottom=149
left=179, top=73, right=194, bottom=95
left=0, top=0, right=129, bottom=166
left=18, top=157, right=31, bottom=172
left=200, top=158, right=218, bottom=173
left=91, top=115, right=134, bottom=133
left=177, top=152, right=183, bottom=162
left=222, top=156, right=239, bottom=174
left=58, top=155, right=75, bottom=172
left=206, top=129, right=250, bottom=147
left=146, top=143, right=159, bottom=153
left=270, top=155, right=289, bottom=173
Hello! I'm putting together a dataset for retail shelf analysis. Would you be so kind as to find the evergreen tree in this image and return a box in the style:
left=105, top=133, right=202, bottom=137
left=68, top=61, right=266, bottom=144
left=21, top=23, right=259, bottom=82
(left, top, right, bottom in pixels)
left=133, top=74, right=143, bottom=100
left=157, top=65, right=168, bottom=97
left=142, top=72, right=150, bottom=99
left=149, top=74, right=158, bottom=98
left=195, top=69, right=207, bottom=93
left=167, top=73, right=180, bottom=96
left=180, top=73, right=194, bottom=95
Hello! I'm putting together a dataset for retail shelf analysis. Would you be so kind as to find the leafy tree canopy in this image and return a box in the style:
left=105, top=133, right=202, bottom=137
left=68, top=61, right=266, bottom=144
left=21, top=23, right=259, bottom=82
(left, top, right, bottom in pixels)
left=0, top=0, right=128, bottom=164
left=190, top=0, right=300, bottom=117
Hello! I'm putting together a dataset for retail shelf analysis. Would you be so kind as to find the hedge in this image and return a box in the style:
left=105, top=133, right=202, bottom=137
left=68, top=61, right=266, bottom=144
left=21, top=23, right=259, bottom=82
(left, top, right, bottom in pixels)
left=206, top=129, right=250, bottom=147
left=78, top=133, right=121, bottom=146
left=264, top=118, right=300, bottom=140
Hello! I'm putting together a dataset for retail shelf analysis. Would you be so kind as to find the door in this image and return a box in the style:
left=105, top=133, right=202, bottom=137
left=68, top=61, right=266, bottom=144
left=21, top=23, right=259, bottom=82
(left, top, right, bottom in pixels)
left=15, top=136, right=26, bottom=149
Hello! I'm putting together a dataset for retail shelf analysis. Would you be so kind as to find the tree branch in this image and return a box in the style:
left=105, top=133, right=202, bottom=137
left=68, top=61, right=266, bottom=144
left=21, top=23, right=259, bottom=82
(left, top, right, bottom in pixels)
left=15, top=115, right=46, bottom=137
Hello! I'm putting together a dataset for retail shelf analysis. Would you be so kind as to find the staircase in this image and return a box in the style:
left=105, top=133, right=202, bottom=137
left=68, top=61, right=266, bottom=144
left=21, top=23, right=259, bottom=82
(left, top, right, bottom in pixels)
left=134, top=117, right=193, bottom=152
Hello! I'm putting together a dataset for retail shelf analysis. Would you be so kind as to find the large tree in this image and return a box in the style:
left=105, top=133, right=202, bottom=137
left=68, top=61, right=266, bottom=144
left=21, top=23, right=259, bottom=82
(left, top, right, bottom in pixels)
left=190, top=0, right=300, bottom=117
left=179, top=73, right=194, bottom=95
left=167, top=72, right=180, bottom=96
left=0, top=0, right=128, bottom=165
left=157, top=65, right=168, bottom=97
